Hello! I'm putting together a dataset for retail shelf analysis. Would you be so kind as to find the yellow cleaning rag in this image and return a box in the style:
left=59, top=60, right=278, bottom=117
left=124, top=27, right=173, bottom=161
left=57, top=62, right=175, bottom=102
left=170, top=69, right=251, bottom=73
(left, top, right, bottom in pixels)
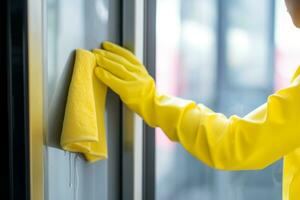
left=60, top=48, right=108, bottom=162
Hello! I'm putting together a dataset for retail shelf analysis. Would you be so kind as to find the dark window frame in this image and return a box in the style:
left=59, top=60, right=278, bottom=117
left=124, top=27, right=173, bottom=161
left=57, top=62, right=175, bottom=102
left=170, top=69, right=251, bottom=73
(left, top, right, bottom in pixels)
left=6, top=0, right=30, bottom=199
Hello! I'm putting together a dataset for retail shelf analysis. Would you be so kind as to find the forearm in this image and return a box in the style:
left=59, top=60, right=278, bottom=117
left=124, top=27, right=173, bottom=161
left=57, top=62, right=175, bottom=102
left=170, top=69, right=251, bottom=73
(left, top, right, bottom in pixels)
left=93, top=42, right=300, bottom=171
left=134, top=81, right=300, bottom=170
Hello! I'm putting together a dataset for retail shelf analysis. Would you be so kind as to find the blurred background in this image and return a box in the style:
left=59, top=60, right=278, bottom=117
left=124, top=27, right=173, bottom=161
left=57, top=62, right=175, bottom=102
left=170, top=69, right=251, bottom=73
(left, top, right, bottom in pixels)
left=155, top=0, right=300, bottom=199
left=8, top=0, right=300, bottom=199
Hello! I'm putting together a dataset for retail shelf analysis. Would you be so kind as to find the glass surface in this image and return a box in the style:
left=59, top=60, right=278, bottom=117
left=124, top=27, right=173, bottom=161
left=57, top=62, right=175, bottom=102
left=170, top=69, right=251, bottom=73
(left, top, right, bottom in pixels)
left=275, top=0, right=300, bottom=90
left=225, top=0, right=271, bottom=88
left=44, top=0, right=121, bottom=199
left=155, top=0, right=282, bottom=199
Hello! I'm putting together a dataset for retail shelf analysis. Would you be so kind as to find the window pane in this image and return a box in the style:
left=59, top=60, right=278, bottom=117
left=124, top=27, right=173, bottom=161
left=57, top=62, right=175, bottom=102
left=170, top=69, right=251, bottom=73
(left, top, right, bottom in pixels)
left=275, top=0, right=300, bottom=90
left=226, top=0, right=271, bottom=89
left=45, top=0, right=121, bottom=199
left=155, top=1, right=282, bottom=200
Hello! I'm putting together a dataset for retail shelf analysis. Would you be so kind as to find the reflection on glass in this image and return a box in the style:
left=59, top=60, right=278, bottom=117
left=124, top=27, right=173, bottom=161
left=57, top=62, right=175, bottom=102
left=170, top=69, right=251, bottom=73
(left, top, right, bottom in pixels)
left=155, top=0, right=282, bottom=199
left=226, top=0, right=271, bottom=88
left=45, top=0, right=119, bottom=199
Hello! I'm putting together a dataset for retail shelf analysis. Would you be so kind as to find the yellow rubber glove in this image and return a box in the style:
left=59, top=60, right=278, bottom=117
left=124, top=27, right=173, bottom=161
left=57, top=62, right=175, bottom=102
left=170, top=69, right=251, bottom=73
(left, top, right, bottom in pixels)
left=94, top=42, right=300, bottom=199
left=283, top=148, right=300, bottom=200
left=282, top=66, right=300, bottom=200
left=61, top=49, right=108, bottom=163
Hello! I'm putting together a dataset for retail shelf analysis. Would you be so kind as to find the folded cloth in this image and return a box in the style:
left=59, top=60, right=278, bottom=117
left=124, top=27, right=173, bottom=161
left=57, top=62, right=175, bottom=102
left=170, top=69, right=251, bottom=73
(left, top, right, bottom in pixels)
left=60, top=48, right=108, bottom=162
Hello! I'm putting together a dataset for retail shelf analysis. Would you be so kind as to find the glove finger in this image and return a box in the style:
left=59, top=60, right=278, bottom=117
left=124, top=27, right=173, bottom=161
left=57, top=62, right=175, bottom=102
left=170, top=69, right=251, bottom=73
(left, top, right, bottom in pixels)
left=94, top=49, right=139, bottom=72
left=95, top=54, right=133, bottom=80
left=102, top=41, right=141, bottom=65
left=94, top=67, right=126, bottom=95
left=94, top=49, right=146, bottom=73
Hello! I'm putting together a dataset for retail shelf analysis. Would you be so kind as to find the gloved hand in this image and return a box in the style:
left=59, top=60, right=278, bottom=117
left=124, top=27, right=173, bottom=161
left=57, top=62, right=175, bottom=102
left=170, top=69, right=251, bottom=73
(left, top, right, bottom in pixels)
left=94, top=41, right=195, bottom=141
left=93, top=42, right=156, bottom=108
left=94, top=43, right=300, bottom=199
left=94, top=42, right=300, bottom=173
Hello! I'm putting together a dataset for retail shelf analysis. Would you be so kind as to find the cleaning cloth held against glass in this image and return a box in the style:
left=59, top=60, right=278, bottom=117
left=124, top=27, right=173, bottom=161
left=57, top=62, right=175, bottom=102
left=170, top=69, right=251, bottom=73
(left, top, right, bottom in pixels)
left=60, top=49, right=108, bottom=162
